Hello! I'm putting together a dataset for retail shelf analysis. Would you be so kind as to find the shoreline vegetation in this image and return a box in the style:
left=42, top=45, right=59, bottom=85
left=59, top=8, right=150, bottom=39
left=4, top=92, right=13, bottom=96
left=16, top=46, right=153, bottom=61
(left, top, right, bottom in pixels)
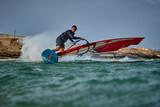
left=0, top=33, right=160, bottom=59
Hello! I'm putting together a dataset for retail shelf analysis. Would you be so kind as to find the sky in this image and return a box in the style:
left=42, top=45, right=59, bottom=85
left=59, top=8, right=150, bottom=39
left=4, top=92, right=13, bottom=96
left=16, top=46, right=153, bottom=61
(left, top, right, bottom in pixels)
left=0, top=0, right=160, bottom=49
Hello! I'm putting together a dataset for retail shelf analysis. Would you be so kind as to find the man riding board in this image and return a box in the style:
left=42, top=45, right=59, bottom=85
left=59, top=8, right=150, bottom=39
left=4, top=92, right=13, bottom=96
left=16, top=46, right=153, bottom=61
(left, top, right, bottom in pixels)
left=54, top=25, right=84, bottom=52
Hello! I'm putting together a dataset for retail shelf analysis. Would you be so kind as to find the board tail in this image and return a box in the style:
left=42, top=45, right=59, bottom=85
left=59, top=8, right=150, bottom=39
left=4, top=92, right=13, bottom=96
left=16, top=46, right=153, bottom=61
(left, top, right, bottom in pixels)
left=41, top=49, right=58, bottom=64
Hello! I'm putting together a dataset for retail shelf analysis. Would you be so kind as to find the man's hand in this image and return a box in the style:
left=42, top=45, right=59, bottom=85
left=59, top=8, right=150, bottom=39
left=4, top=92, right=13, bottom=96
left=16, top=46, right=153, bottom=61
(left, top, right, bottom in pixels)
left=73, top=41, right=77, bottom=45
left=79, top=37, right=85, bottom=40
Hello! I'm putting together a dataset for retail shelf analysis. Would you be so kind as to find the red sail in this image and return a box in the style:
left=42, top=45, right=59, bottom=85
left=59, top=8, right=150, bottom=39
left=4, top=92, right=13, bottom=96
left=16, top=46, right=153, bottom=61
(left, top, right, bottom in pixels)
left=58, top=37, right=144, bottom=56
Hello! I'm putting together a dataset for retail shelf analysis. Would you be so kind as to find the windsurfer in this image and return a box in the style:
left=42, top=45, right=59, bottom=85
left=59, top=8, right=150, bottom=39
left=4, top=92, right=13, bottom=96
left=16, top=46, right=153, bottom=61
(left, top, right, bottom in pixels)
left=53, top=25, right=84, bottom=52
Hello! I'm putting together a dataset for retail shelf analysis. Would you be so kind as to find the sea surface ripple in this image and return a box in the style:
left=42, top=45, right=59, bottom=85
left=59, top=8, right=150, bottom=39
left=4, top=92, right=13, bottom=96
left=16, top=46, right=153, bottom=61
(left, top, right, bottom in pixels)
left=0, top=60, right=160, bottom=107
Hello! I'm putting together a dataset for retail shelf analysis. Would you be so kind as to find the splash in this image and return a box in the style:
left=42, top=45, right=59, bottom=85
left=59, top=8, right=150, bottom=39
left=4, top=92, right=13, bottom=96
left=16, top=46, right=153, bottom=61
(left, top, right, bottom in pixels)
left=59, top=55, right=92, bottom=62
left=59, top=55, right=153, bottom=62
left=20, top=32, right=56, bottom=61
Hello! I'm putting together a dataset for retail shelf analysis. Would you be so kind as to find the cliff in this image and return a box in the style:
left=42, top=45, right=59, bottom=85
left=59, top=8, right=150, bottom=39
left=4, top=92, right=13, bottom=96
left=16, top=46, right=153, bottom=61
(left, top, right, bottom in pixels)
left=0, top=34, right=23, bottom=59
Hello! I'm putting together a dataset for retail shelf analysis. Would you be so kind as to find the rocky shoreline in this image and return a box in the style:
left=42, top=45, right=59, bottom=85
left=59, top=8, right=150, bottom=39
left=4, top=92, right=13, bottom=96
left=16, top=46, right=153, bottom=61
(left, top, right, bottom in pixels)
left=118, top=47, right=160, bottom=59
left=0, top=34, right=23, bottom=59
left=0, top=34, right=160, bottom=59
left=91, top=47, right=160, bottom=59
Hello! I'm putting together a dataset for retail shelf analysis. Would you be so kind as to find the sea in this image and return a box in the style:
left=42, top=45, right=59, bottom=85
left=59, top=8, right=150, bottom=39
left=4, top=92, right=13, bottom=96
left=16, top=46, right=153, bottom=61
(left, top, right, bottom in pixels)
left=0, top=57, right=160, bottom=107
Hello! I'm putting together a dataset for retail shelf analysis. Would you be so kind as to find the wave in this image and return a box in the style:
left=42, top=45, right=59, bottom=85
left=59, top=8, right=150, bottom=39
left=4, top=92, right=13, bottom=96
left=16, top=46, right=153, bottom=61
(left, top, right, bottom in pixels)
left=59, top=55, right=156, bottom=63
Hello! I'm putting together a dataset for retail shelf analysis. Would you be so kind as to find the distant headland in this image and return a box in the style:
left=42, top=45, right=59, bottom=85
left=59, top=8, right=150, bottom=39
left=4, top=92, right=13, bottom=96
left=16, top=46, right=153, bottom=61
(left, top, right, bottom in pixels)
left=0, top=34, right=23, bottom=59
left=0, top=33, right=160, bottom=59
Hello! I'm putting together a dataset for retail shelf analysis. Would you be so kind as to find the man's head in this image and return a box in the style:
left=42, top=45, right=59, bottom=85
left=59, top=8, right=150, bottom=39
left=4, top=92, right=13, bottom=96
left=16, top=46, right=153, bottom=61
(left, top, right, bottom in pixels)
left=71, top=25, right=77, bottom=33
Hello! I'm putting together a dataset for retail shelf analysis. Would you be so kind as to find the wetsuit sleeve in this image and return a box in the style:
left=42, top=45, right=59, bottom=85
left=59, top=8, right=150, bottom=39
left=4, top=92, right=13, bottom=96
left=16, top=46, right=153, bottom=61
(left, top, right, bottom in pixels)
left=66, top=31, right=75, bottom=42
left=69, top=37, right=74, bottom=43
left=66, top=30, right=82, bottom=42
left=72, top=36, right=81, bottom=40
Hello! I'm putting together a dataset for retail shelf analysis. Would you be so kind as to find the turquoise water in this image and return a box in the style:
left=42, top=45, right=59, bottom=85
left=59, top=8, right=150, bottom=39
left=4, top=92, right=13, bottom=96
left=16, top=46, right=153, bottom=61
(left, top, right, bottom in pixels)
left=0, top=60, right=160, bottom=107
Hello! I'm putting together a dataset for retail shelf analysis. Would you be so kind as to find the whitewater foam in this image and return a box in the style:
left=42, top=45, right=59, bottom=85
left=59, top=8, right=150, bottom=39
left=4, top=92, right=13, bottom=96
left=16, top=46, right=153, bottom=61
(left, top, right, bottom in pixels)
left=58, top=55, right=154, bottom=62
left=20, top=32, right=56, bottom=61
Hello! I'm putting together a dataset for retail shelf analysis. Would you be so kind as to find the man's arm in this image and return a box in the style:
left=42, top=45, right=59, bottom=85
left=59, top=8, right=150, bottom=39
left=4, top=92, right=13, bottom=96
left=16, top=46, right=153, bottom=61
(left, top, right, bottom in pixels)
left=72, top=36, right=82, bottom=40
left=66, top=30, right=74, bottom=42
left=69, top=36, right=84, bottom=43
left=67, top=30, right=84, bottom=42
left=68, top=37, right=74, bottom=43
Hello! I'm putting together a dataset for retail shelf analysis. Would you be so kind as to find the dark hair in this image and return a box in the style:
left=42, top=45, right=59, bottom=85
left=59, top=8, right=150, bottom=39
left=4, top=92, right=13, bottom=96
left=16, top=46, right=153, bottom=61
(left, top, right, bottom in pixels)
left=72, top=25, right=77, bottom=30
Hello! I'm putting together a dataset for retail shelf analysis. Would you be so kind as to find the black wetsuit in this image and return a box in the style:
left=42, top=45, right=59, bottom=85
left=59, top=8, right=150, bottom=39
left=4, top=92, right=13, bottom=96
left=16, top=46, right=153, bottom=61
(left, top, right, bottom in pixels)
left=56, top=30, right=80, bottom=48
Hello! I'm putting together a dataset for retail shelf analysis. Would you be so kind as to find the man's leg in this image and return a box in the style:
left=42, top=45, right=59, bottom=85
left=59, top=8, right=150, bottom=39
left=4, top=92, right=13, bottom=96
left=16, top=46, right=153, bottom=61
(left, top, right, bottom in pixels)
left=54, top=45, right=65, bottom=52
left=53, top=45, right=61, bottom=51
left=49, top=45, right=61, bottom=60
left=60, top=48, right=64, bottom=52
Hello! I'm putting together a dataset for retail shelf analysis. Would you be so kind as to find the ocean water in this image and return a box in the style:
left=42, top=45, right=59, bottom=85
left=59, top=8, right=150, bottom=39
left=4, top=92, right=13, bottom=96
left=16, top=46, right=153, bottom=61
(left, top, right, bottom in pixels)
left=0, top=59, right=160, bottom=107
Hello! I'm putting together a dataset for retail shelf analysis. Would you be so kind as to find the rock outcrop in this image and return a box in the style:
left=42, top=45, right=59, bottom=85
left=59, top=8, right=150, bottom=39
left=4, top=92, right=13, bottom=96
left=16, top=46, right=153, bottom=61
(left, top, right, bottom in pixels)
left=91, top=47, right=160, bottom=59
left=0, top=34, right=23, bottom=59
left=117, top=47, right=160, bottom=59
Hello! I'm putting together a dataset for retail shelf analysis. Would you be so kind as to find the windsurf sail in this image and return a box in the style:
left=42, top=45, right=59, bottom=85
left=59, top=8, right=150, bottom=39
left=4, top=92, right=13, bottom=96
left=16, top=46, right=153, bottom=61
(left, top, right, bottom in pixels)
left=58, top=37, right=144, bottom=56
